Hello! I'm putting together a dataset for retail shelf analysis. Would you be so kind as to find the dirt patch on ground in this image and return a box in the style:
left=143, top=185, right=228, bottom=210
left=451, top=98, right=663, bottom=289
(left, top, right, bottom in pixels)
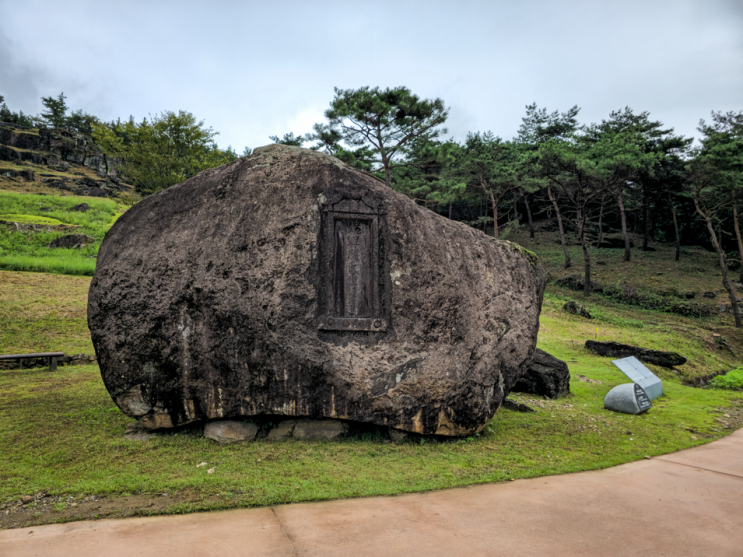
left=0, top=490, right=220, bottom=530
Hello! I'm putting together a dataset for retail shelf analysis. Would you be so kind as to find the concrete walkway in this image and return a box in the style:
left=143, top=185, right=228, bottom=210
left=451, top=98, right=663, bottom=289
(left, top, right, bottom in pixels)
left=3, top=429, right=742, bottom=557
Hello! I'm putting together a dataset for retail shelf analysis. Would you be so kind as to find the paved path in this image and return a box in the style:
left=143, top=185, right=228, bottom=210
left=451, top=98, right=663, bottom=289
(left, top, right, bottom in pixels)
left=3, top=429, right=742, bottom=557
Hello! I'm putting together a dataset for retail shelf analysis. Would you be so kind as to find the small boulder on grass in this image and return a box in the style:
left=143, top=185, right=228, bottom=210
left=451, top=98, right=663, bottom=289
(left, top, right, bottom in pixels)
left=563, top=300, right=592, bottom=319
left=47, top=234, right=94, bottom=249
left=70, top=203, right=90, bottom=212
left=204, top=420, right=259, bottom=444
left=292, top=419, right=348, bottom=440
left=267, top=420, right=298, bottom=440
left=511, top=348, right=570, bottom=399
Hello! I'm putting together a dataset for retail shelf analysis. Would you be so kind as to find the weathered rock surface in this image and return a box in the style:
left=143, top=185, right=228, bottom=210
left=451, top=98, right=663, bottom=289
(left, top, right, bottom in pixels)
left=123, top=422, right=154, bottom=441
left=585, top=341, right=686, bottom=368
left=501, top=398, right=536, bottom=413
left=48, top=234, right=94, bottom=249
left=388, top=427, right=408, bottom=442
left=511, top=348, right=570, bottom=399
left=563, top=300, right=592, bottom=319
left=204, top=420, right=259, bottom=444
left=292, top=419, right=348, bottom=440
left=88, top=144, right=545, bottom=436
left=267, top=420, right=298, bottom=440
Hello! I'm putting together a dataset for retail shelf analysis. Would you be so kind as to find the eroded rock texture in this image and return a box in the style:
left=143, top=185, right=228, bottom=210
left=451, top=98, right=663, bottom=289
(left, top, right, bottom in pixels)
left=88, top=145, right=545, bottom=435
left=511, top=348, right=570, bottom=399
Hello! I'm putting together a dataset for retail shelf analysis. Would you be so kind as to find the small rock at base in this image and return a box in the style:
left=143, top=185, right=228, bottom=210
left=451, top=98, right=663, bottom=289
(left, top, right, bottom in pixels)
left=267, top=420, right=298, bottom=440
left=563, top=300, right=592, bottom=319
left=292, top=419, right=348, bottom=440
left=204, top=420, right=259, bottom=444
left=511, top=348, right=570, bottom=399
left=123, top=421, right=154, bottom=441
left=501, top=398, right=536, bottom=413
left=388, top=427, right=408, bottom=442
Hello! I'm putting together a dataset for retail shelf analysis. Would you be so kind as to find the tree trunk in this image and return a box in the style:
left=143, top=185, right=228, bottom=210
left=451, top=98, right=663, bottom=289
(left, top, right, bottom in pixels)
left=595, top=195, right=605, bottom=248
left=547, top=184, right=571, bottom=268
left=383, top=162, right=391, bottom=188
left=733, top=203, right=743, bottom=283
left=696, top=200, right=742, bottom=327
left=448, top=201, right=453, bottom=220
left=490, top=191, right=499, bottom=239
left=642, top=182, right=651, bottom=251
left=669, top=194, right=680, bottom=262
left=578, top=206, right=592, bottom=297
left=617, top=189, right=631, bottom=262
left=523, top=191, right=535, bottom=238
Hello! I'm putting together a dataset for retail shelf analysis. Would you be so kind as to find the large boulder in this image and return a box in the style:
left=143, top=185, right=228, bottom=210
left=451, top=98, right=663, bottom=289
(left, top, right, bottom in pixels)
left=510, top=348, right=570, bottom=399
left=584, top=341, right=686, bottom=368
left=88, top=145, right=545, bottom=436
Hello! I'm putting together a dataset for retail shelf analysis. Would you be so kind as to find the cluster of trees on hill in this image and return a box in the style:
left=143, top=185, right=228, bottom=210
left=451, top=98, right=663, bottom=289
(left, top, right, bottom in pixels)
left=0, top=93, right=240, bottom=195
left=3, top=88, right=741, bottom=325
left=273, top=87, right=742, bottom=325
left=1, top=93, right=98, bottom=135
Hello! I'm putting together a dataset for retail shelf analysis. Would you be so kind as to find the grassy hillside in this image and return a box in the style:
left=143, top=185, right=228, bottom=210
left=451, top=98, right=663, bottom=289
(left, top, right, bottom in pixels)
left=506, top=220, right=739, bottom=325
left=0, top=270, right=741, bottom=529
left=0, top=191, right=123, bottom=275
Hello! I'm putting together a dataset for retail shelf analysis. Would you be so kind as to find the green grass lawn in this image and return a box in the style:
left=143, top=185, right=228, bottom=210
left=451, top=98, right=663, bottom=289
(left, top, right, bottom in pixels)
left=0, top=191, right=122, bottom=276
left=1, top=271, right=741, bottom=528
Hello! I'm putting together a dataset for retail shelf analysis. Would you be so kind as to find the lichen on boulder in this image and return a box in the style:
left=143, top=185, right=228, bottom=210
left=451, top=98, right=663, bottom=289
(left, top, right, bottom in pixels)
left=88, top=144, right=545, bottom=436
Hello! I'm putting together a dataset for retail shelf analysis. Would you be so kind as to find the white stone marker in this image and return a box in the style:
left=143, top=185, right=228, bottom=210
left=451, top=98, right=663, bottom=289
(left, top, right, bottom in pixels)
left=604, top=383, right=652, bottom=415
left=612, top=356, right=663, bottom=400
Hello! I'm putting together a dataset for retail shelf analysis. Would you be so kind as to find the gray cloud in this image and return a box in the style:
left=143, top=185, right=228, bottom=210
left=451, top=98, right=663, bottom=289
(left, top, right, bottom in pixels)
left=0, top=0, right=740, bottom=149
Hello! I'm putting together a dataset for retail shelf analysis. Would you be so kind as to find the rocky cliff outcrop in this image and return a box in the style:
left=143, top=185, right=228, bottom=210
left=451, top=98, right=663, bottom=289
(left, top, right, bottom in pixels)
left=0, top=122, right=129, bottom=197
left=0, top=122, right=122, bottom=177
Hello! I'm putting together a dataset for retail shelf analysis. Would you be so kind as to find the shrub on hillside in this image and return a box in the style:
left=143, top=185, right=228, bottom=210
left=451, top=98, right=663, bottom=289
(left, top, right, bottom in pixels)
left=709, top=367, right=743, bottom=390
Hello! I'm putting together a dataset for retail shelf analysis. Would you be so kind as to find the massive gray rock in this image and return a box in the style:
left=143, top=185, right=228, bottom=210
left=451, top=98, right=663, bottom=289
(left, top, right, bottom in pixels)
left=88, top=144, right=545, bottom=436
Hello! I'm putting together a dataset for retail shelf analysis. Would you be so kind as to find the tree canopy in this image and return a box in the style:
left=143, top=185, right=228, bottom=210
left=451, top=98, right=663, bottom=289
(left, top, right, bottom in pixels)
left=310, top=86, right=449, bottom=187
left=92, top=111, right=237, bottom=194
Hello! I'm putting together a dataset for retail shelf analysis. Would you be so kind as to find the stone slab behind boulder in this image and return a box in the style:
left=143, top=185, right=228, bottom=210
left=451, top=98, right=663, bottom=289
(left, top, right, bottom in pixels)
left=89, top=144, right=545, bottom=437
left=585, top=341, right=686, bottom=368
left=510, top=348, right=570, bottom=399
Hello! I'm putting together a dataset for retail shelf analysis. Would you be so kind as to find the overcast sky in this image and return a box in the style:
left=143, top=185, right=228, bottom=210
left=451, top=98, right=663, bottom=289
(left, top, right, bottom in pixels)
left=1, top=0, right=741, bottom=151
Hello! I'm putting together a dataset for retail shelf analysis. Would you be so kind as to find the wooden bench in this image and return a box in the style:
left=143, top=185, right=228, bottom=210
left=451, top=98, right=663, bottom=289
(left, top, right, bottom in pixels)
left=0, top=352, right=65, bottom=371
